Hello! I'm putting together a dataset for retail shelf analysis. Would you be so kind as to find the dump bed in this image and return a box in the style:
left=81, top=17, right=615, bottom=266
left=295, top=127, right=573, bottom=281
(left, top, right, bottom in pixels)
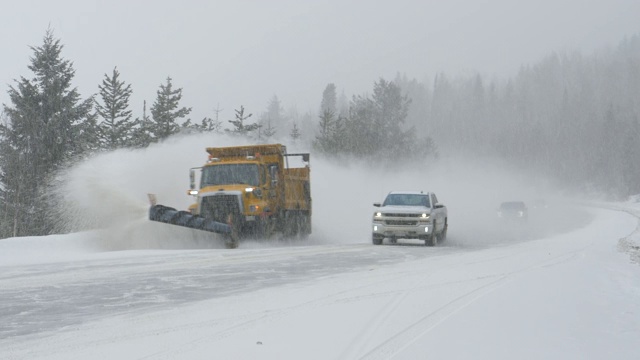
left=206, top=144, right=285, bottom=164
left=284, top=167, right=311, bottom=211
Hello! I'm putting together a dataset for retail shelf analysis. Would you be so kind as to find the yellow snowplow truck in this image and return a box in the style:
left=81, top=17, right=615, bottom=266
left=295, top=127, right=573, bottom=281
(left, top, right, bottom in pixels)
left=148, top=144, right=311, bottom=248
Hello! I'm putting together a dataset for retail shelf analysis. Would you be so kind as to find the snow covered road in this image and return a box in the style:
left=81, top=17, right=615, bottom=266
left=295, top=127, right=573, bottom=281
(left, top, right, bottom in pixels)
left=1, top=203, right=640, bottom=359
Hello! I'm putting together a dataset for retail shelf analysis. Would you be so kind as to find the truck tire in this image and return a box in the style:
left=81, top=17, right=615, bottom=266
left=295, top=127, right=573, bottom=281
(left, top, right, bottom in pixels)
left=224, top=234, right=238, bottom=249
left=372, top=234, right=383, bottom=245
left=283, top=211, right=299, bottom=238
left=440, top=220, right=448, bottom=242
left=257, top=217, right=275, bottom=239
left=425, top=222, right=437, bottom=247
left=298, top=213, right=311, bottom=239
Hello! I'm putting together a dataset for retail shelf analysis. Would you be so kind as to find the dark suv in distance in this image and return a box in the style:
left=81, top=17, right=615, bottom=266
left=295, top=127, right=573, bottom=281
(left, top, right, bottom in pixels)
left=497, top=201, right=528, bottom=221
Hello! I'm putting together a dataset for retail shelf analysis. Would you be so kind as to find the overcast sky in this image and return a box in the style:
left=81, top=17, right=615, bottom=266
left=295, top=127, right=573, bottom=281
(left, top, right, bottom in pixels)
left=1, top=0, right=639, bottom=123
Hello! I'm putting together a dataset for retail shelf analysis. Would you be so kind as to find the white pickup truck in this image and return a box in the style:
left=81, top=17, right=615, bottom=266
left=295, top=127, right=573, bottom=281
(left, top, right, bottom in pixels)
left=372, top=191, right=448, bottom=246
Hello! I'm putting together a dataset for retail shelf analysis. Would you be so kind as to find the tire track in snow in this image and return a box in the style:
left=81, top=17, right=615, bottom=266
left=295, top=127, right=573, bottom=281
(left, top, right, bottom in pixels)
left=133, top=264, right=444, bottom=360
left=337, top=268, right=443, bottom=360
left=356, top=249, right=585, bottom=359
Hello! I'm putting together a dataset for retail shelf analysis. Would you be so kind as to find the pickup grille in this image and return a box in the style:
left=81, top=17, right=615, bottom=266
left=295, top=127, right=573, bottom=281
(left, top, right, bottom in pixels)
left=200, top=194, right=242, bottom=223
left=385, top=220, right=418, bottom=226
left=384, top=213, right=421, bottom=218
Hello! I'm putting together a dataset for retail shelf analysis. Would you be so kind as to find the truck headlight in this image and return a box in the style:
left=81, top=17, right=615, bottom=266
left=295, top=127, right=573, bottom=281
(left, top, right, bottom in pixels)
left=245, top=187, right=262, bottom=199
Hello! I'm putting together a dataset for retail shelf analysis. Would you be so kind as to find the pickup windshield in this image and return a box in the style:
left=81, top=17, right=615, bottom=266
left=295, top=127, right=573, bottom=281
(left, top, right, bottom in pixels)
left=201, top=164, right=260, bottom=187
left=383, top=194, right=430, bottom=207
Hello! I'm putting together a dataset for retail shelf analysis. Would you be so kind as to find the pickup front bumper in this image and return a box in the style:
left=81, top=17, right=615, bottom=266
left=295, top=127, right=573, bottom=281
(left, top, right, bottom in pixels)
left=372, top=218, right=433, bottom=239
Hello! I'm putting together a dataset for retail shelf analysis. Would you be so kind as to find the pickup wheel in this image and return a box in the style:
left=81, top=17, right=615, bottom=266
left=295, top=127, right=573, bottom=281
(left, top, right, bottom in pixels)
left=425, top=222, right=437, bottom=247
left=439, top=220, right=448, bottom=242
left=372, top=234, right=383, bottom=245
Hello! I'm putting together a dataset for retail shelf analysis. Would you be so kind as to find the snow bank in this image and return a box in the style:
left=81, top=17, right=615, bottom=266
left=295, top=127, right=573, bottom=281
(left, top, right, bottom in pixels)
left=0, top=231, right=101, bottom=266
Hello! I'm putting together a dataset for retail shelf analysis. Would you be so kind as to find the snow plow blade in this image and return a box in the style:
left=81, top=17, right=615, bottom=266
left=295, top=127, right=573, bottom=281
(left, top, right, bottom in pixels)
left=148, top=204, right=238, bottom=248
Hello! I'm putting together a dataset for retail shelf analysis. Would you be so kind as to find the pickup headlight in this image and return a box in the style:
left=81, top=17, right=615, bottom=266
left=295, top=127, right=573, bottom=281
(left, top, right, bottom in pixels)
left=419, top=213, right=430, bottom=222
left=374, top=212, right=382, bottom=218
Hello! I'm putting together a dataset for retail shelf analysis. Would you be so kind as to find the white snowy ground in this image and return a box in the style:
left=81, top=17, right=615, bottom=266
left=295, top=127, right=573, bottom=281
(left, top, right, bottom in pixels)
left=1, top=201, right=639, bottom=360
left=1, top=135, right=639, bottom=359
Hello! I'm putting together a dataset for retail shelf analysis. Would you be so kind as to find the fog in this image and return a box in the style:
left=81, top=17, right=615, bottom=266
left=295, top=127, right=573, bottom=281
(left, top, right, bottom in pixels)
left=52, top=132, right=590, bottom=251
left=2, top=1, right=639, bottom=122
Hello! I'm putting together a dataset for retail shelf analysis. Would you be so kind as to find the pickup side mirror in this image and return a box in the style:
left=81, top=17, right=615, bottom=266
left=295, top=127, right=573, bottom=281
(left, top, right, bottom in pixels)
left=373, top=203, right=381, bottom=207
left=434, top=203, right=444, bottom=209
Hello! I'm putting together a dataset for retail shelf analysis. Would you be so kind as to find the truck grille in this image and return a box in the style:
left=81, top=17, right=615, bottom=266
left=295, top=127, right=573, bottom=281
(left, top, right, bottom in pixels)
left=384, top=213, right=421, bottom=217
left=200, top=194, right=241, bottom=223
left=385, top=220, right=418, bottom=226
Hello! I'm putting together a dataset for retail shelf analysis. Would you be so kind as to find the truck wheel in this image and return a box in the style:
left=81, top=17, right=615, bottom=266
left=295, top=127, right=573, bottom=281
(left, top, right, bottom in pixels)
left=372, top=234, right=383, bottom=245
left=425, top=223, right=437, bottom=247
left=257, top=217, right=275, bottom=239
left=224, top=233, right=239, bottom=249
left=283, top=211, right=299, bottom=238
left=299, top=214, right=311, bottom=239
left=440, top=221, right=448, bottom=242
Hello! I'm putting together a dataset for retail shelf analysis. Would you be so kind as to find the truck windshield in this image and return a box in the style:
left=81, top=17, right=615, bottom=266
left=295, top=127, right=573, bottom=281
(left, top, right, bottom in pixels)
left=201, top=164, right=260, bottom=187
left=383, top=194, right=430, bottom=207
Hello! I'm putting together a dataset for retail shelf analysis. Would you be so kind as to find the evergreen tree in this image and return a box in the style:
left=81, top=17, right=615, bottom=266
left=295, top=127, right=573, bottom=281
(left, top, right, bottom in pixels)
left=371, top=78, right=414, bottom=159
left=193, top=117, right=223, bottom=133
left=289, top=122, right=301, bottom=142
left=130, top=100, right=153, bottom=148
left=262, top=118, right=277, bottom=139
left=262, top=95, right=286, bottom=131
left=226, top=105, right=260, bottom=136
left=338, top=78, right=427, bottom=162
left=313, top=109, right=335, bottom=154
left=149, top=76, right=192, bottom=142
left=320, top=83, right=337, bottom=115
left=344, top=93, right=377, bottom=157
left=95, top=67, right=135, bottom=150
left=0, top=110, right=21, bottom=237
left=191, top=104, right=223, bottom=133
left=0, top=30, right=95, bottom=237
left=332, top=115, right=347, bottom=153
